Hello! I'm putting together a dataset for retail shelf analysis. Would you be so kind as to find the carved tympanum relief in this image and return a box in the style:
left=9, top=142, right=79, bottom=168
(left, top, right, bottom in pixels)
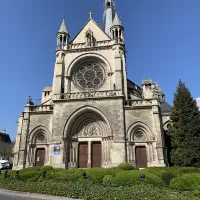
left=133, top=129, right=147, bottom=142
left=78, top=122, right=102, bottom=137
left=36, top=133, right=46, bottom=143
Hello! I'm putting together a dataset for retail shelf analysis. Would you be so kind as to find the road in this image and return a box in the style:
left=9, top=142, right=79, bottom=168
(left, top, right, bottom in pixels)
left=0, top=190, right=81, bottom=200
left=0, top=193, right=43, bottom=200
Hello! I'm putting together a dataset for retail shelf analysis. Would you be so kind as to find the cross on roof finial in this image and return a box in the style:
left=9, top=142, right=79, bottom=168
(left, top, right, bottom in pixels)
left=28, top=96, right=32, bottom=104
left=88, top=11, right=93, bottom=19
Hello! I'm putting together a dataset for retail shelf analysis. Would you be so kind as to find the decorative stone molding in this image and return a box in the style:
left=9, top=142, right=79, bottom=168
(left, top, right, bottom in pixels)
left=29, top=105, right=53, bottom=113
left=124, top=100, right=152, bottom=108
left=55, top=90, right=123, bottom=101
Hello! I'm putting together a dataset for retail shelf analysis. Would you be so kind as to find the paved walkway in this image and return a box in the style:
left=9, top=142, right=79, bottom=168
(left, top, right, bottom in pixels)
left=0, top=189, right=81, bottom=200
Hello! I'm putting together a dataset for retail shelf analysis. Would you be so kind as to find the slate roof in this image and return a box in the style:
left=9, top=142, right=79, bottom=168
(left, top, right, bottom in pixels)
left=0, top=132, right=11, bottom=143
left=160, top=100, right=172, bottom=115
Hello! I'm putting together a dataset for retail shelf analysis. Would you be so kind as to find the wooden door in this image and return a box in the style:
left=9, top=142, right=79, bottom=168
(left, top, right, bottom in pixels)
left=78, top=143, right=88, bottom=168
left=91, top=142, right=102, bottom=168
left=135, top=146, right=147, bottom=168
left=35, top=148, right=45, bottom=166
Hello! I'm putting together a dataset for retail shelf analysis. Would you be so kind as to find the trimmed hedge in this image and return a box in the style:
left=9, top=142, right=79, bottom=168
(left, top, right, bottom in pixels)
left=0, top=166, right=199, bottom=199
left=103, top=175, right=114, bottom=185
left=170, top=173, right=200, bottom=188
left=117, top=162, right=138, bottom=170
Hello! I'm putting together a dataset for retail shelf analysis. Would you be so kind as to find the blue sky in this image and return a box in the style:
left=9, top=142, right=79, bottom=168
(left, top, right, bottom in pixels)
left=0, top=0, right=200, bottom=140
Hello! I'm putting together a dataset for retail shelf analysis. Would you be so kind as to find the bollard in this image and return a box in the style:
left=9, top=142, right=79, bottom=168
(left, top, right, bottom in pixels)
left=140, top=174, right=145, bottom=182
left=4, top=170, right=8, bottom=178
left=15, top=170, right=19, bottom=179
left=81, top=171, right=87, bottom=179
left=42, top=169, right=46, bottom=178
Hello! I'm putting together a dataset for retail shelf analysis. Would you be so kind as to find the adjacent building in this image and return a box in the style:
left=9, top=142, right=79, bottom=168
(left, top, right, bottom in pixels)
left=0, top=130, right=13, bottom=160
left=13, top=0, right=171, bottom=170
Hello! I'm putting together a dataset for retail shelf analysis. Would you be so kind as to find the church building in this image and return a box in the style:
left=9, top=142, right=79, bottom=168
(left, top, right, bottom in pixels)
left=13, top=0, right=171, bottom=170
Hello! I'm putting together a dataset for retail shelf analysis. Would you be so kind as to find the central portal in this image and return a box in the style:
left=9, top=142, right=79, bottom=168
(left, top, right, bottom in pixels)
left=78, top=142, right=102, bottom=168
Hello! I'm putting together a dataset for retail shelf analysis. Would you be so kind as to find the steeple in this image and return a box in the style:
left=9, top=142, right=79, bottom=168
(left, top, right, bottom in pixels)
left=103, top=0, right=115, bottom=37
left=57, top=18, right=70, bottom=49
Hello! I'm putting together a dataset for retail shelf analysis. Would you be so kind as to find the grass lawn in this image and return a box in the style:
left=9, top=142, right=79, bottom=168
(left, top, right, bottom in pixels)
left=0, top=163, right=200, bottom=200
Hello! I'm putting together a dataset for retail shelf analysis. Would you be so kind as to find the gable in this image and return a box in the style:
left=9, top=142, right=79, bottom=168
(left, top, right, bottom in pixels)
left=71, top=19, right=111, bottom=44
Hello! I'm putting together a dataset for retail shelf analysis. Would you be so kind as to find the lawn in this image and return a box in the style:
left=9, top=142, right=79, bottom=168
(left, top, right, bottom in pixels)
left=0, top=163, right=200, bottom=200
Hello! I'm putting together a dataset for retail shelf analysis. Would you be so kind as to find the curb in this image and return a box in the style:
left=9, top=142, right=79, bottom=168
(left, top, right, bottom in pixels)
left=0, top=189, right=81, bottom=200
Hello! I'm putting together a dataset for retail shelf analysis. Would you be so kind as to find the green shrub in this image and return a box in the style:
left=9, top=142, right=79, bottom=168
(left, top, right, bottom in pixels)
left=117, top=162, right=137, bottom=170
left=113, top=170, right=140, bottom=185
left=103, top=175, right=114, bottom=185
left=160, top=172, right=175, bottom=186
left=41, top=165, right=54, bottom=171
left=170, top=173, right=200, bottom=189
left=85, top=168, right=117, bottom=182
left=19, top=167, right=42, bottom=180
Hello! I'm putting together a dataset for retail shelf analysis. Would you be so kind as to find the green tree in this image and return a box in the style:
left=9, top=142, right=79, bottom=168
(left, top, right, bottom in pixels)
left=170, top=80, right=200, bottom=167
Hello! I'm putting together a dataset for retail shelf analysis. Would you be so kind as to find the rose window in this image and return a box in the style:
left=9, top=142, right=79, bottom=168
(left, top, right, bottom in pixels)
left=73, top=62, right=105, bottom=90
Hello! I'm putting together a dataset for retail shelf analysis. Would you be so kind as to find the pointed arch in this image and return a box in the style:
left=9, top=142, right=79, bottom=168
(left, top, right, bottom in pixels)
left=29, top=125, right=50, bottom=144
left=63, top=106, right=112, bottom=138
left=127, top=121, right=154, bottom=142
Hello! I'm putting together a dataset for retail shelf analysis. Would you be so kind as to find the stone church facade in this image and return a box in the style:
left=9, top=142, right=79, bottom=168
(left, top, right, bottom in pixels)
left=13, top=0, right=171, bottom=170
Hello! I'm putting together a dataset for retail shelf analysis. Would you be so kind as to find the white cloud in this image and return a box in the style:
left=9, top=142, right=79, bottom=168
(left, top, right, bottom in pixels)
left=196, top=97, right=200, bottom=109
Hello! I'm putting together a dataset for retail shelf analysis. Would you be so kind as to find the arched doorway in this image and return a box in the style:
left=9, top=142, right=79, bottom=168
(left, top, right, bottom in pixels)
left=27, top=126, right=50, bottom=167
left=63, top=107, right=112, bottom=169
left=35, top=148, right=46, bottom=166
left=127, top=122, right=156, bottom=168
left=135, top=146, right=147, bottom=168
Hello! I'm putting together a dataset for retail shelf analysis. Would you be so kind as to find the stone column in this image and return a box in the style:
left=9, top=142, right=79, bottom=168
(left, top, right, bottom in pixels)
left=88, top=141, right=91, bottom=168
left=102, top=138, right=105, bottom=166
left=127, top=143, right=130, bottom=162
left=132, top=144, right=135, bottom=161
left=75, top=141, right=79, bottom=167
left=148, top=142, right=153, bottom=163
left=108, top=138, right=111, bottom=164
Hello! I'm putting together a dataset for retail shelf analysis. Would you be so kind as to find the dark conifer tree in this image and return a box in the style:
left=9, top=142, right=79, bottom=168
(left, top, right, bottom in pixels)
left=170, top=80, right=200, bottom=167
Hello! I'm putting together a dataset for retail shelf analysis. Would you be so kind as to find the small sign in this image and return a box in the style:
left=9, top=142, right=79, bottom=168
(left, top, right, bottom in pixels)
left=53, top=144, right=60, bottom=155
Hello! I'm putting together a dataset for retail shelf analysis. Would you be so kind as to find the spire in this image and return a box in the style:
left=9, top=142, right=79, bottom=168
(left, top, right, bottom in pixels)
left=112, top=12, right=122, bottom=26
left=103, top=0, right=115, bottom=36
left=58, top=18, right=68, bottom=33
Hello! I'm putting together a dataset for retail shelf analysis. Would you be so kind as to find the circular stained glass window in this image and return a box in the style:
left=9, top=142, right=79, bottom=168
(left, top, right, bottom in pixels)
left=73, top=62, right=105, bottom=90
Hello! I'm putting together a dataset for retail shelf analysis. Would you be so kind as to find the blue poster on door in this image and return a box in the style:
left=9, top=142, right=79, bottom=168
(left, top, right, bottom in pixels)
left=53, top=144, right=60, bottom=155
